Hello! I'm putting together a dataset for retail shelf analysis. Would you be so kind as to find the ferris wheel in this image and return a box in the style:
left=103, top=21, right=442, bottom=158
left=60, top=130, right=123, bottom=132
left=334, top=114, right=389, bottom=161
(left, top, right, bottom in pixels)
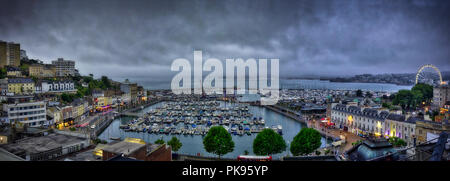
left=415, top=64, right=443, bottom=85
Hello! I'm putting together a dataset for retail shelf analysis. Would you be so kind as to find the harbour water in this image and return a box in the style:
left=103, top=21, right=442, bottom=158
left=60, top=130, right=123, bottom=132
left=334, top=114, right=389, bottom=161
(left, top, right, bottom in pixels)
left=280, top=79, right=413, bottom=92
left=98, top=101, right=330, bottom=159
left=114, top=76, right=413, bottom=92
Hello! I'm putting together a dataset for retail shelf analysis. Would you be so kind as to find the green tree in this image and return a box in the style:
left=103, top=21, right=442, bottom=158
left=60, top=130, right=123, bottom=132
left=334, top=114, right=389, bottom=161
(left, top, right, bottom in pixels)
left=290, top=128, right=322, bottom=156
left=19, top=64, right=30, bottom=76
left=0, top=68, right=6, bottom=79
left=253, top=129, right=286, bottom=156
left=382, top=102, right=392, bottom=109
left=155, top=139, right=165, bottom=144
left=392, top=90, right=414, bottom=109
left=365, top=91, right=373, bottom=98
left=101, top=76, right=112, bottom=88
left=411, top=83, right=433, bottom=101
left=431, top=110, right=439, bottom=121
left=352, top=140, right=363, bottom=146
left=356, top=89, right=363, bottom=97
left=388, top=137, right=407, bottom=147
left=30, top=76, right=38, bottom=83
left=392, top=84, right=433, bottom=110
left=167, top=137, right=182, bottom=152
left=83, top=76, right=94, bottom=83
left=315, top=150, right=321, bottom=156
left=411, top=90, right=424, bottom=108
left=60, top=93, right=77, bottom=103
left=203, top=126, right=234, bottom=158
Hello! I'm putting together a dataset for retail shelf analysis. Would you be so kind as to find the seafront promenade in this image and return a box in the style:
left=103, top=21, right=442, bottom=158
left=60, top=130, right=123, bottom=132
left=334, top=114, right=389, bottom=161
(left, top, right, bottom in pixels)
left=306, top=120, right=364, bottom=152
left=263, top=104, right=363, bottom=152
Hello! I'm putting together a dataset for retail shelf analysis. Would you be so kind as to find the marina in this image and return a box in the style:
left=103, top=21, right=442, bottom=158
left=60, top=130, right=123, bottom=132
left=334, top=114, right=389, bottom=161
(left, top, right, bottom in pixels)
left=99, top=101, right=330, bottom=159
left=118, top=100, right=282, bottom=136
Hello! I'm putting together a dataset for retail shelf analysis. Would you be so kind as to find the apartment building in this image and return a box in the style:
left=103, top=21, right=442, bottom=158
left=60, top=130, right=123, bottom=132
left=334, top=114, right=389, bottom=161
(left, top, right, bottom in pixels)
left=0, top=41, right=20, bottom=68
left=3, top=101, right=47, bottom=127
left=29, top=64, right=56, bottom=78
left=51, top=58, right=76, bottom=77
left=120, top=80, right=138, bottom=103
left=433, top=85, right=450, bottom=110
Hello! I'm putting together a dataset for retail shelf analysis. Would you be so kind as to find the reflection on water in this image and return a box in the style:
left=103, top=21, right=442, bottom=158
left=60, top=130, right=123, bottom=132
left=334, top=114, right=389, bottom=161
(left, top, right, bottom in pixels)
left=98, top=101, right=330, bottom=159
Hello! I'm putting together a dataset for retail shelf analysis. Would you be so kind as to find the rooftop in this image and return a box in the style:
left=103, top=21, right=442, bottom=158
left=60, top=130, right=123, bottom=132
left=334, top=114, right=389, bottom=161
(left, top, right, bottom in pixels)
left=7, top=78, right=34, bottom=84
left=63, top=149, right=100, bottom=161
left=0, top=148, right=25, bottom=161
left=0, top=133, right=86, bottom=155
left=405, top=117, right=423, bottom=124
left=102, top=141, right=146, bottom=156
left=6, top=66, right=21, bottom=72
left=387, top=114, right=406, bottom=122
left=107, top=155, right=141, bottom=161
left=346, top=139, right=400, bottom=161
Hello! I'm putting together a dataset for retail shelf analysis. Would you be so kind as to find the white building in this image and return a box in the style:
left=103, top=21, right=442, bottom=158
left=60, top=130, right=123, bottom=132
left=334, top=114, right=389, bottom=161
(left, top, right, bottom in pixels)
left=3, top=101, right=47, bottom=127
left=331, top=103, right=389, bottom=137
left=385, top=114, right=417, bottom=147
left=39, top=81, right=76, bottom=93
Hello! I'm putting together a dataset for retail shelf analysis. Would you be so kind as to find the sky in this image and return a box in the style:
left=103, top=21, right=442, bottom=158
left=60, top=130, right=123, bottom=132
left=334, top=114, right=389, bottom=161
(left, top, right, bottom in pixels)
left=1, top=0, right=449, bottom=83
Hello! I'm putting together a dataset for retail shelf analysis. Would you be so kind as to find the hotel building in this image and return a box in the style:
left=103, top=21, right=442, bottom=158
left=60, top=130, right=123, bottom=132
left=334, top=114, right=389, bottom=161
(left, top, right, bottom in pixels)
left=331, top=103, right=389, bottom=137
left=29, top=64, right=56, bottom=78
left=3, top=100, right=47, bottom=127
left=0, top=41, right=20, bottom=68
left=51, top=58, right=76, bottom=77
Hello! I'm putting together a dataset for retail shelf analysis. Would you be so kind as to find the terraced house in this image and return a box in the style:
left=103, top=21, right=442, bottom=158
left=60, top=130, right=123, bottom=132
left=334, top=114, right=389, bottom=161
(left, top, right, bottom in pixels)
left=7, top=78, right=35, bottom=95
left=6, top=66, right=23, bottom=77
left=71, top=98, right=89, bottom=122
left=36, top=80, right=76, bottom=93
left=384, top=114, right=417, bottom=147
left=331, top=103, right=389, bottom=137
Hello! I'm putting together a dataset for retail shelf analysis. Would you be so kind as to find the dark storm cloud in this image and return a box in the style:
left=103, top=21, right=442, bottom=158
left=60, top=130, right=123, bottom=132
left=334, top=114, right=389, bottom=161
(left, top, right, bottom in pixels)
left=0, top=0, right=449, bottom=81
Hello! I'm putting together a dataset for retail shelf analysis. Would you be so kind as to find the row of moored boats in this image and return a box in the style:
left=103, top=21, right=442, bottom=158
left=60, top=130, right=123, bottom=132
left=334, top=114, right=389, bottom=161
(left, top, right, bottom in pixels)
left=119, top=101, right=283, bottom=136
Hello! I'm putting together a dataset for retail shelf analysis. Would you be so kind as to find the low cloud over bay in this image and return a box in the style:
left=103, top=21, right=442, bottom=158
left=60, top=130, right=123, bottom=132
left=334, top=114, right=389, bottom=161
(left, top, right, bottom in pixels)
left=1, top=0, right=449, bottom=82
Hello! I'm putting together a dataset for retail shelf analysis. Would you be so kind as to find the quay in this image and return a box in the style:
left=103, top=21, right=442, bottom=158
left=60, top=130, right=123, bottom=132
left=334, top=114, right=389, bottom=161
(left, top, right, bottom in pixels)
left=263, top=105, right=305, bottom=124
left=173, top=153, right=236, bottom=161
left=266, top=104, right=339, bottom=141
left=91, top=100, right=164, bottom=138
left=254, top=103, right=344, bottom=143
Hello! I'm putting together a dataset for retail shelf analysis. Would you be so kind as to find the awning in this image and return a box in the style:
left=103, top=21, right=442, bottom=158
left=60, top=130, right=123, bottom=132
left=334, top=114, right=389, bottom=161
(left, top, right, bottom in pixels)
left=79, top=122, right=89, bottom=127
